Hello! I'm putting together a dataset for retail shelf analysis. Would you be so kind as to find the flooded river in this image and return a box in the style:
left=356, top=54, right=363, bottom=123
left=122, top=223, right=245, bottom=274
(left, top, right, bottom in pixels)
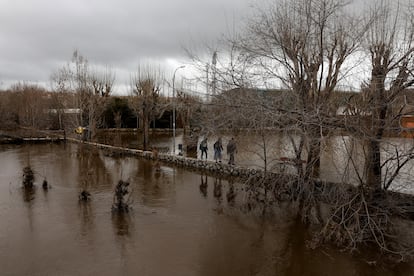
left=0, top=143, right=413, bottom=275
left=97, top=130, right=414, bottom=194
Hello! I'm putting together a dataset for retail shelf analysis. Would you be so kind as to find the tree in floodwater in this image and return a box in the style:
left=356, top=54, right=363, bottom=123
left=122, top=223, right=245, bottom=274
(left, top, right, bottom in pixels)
left=68, top=50, right=90, bottom=128
left=86, top=67, right=115, bottom=140
left=50, top=66, right=72, bottom=130
left=230, top=0, right=364, bottom=181
left=345, top=1, right=414, bottom=193
left=189, top=0, right=364, bottom=182
left=22, top=166, right=35, bottom=189
left=175, top=87, right=202, bottom=135
left=112, top=180, right=131, bottom=212
left=51, top=50, right=115, bottom=140
left=307, top=2, right=414, bottom=259
left=130, top=65, right=165, bottom=150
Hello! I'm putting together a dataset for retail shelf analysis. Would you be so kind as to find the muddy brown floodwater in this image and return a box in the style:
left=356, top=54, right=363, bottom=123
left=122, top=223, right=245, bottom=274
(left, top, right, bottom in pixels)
left=0, top=143, right=413, bottom=276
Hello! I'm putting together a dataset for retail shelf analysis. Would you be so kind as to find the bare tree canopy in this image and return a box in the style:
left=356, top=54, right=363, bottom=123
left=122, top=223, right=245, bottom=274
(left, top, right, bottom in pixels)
left=130, top=64, right=165, bottom=150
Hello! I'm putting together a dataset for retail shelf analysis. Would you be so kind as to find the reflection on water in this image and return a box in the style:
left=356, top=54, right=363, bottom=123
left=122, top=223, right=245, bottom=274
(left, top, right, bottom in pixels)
left=226, top=179, right=236, bottom=206
left=112, top=212, right=131, bottom=236
left=0, top=143, right=413, bottom=275
left=21, top=186, right=36, bottom=202
left=78, top=200, right=95, bottom=239
left=199, top=175, right=207, bottom=197
left=213, top=177, right=222, bottom=201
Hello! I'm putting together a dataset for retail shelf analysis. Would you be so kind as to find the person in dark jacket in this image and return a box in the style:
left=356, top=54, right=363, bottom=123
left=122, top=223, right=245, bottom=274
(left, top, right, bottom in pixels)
left=213, top=137, right=223, bottom=163
left=199, top=138, right=208, bottom=159
left=227, top=137, right=237, bottom=165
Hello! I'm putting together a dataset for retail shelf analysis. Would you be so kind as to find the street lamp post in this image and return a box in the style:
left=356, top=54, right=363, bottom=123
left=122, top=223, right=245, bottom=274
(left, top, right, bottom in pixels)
left=172, top=65, right=185, bottom=155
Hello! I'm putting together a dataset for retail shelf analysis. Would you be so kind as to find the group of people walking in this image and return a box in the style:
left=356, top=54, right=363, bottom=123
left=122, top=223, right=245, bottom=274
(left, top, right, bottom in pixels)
left=199, top=136, right=237, bottom=165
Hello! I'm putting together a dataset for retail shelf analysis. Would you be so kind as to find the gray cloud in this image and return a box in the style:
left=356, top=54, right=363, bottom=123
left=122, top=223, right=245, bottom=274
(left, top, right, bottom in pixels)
left=0, top=0, right=254, bottom=89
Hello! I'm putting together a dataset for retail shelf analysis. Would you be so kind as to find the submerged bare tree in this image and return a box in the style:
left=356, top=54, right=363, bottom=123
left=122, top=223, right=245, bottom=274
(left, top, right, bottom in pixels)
left=51, top=50, right=115, bottom=140
left=188, top=0, right=363, bottom=182
left=70, top=50, right=90, bottom=128
left=112, top=180, right=131, bottom=212
left=236, top=0, right=364, bottom=180
left=22, top=166, right=35, bottom=189
left=87, top=67, right=115, bottom=140
left=345, top=1, right=414, bottom=193
left=130, top=64, right=165, bottom=150
left=175, top=87, right=201, bottom=135
left=188, top=0, right=370, bottom=181
left=312, top=1, right=414, bottom=259
left=50, top=67, right=71, bottom=130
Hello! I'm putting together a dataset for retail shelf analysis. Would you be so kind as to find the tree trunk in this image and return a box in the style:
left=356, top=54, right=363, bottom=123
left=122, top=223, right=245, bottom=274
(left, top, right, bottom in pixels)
left=142, top=107, right=149, bottom=150
left=365, top=139, right=382, bottom=191
left=89, top=111, right=95, bottom=142
left=304, top=125, right=321, bottom=181
left=305, top=137, right=321, bottom=181
left=58, top=110, right=63, bottom=130
left=365, top=103, right=387, bottom=191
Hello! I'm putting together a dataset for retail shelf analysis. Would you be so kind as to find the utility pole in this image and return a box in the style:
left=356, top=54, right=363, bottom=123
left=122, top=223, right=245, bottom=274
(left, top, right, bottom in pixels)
left=172, top=65, right=185, bottom=155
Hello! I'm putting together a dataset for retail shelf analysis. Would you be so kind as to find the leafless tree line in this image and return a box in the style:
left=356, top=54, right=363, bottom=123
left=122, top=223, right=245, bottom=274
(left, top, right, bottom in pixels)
left=0, top=50, right=201, bottom=151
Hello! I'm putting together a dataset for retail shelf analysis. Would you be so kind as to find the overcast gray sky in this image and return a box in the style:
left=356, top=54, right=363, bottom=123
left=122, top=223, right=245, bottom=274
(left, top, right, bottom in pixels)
left=0, top=0, right=254, bottom=92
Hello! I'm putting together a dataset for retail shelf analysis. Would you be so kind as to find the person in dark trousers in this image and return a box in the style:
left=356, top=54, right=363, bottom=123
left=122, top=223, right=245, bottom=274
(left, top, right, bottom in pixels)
left=213, top=137, right=223, bottom=163
left=227, top=137, right=237, bottom=165
left=199, top=138, right=208, bottom=159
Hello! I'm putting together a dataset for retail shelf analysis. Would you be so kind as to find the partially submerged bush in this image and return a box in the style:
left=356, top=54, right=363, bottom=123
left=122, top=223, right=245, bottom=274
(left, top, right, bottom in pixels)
left=42, top=179, right=49, bottom=190
left=22, top=166, right=34, bottom=189
left=79, top=190, right=91, bottom=201
left=112, top=180, right=131, bottom=212
left=311, top=188, right=414, bottom=261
